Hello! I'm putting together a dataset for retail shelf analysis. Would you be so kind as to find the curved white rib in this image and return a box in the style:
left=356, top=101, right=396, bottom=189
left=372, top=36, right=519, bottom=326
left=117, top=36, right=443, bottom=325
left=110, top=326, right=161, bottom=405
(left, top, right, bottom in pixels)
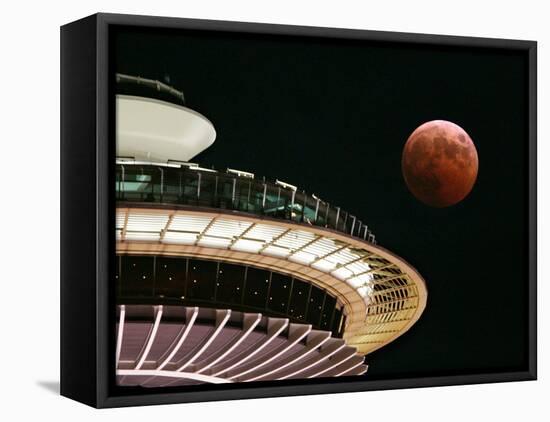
left=335, top=360, right=366, bottom=377
left=135, top=306, right=163, bottom=370
left=177, top=309, right=231, bottom=371
left=115, top=305, right=126, bottom=367
left=354, top=365, right=369, bottom=376
left=229, top=324, right=312, bottom=380
left=117, top=369, right=231, bottom=384
left=212, top=318, right=289, bottom=377
left=276, top=341, right=347, bottom=380
left=196, top=313, right=262, bottom=374
left=157, top=307, right=199, bottom=370
left=244, top=331, right=331, bottom=382
left=307, top=349, right=357, bottom=378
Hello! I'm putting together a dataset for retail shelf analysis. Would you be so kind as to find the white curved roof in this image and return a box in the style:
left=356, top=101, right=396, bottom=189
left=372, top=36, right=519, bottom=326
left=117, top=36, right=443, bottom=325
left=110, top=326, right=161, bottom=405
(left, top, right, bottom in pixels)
left=116, top=95, right=216, bottom=162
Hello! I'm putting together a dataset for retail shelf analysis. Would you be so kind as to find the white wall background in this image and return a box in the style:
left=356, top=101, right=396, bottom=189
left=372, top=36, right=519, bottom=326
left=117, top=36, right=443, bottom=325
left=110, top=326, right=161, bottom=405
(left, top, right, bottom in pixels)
left=0, top=0, right=546, bottom=419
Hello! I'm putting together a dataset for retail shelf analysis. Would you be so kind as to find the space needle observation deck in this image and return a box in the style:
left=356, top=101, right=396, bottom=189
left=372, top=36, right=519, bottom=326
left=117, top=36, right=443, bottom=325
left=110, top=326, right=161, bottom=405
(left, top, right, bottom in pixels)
left=114, top=74, right=428, bottom=388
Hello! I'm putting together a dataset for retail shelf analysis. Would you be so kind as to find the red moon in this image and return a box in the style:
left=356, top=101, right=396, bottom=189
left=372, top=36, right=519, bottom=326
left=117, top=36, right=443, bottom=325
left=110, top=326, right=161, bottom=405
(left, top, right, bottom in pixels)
left=402, top=120, right=478, bottom=207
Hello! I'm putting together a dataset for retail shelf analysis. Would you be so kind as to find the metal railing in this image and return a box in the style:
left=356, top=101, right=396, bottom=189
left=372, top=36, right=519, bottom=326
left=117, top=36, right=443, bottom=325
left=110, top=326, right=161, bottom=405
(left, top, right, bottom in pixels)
left=116, top=73, right=185, bottom=104
left=115, top=162, right=376, bottom=243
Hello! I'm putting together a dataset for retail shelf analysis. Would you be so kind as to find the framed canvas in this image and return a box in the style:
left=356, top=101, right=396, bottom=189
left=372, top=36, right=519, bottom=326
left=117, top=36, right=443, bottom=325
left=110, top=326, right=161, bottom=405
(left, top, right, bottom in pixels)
left=60, top=13, right=537, bottom=408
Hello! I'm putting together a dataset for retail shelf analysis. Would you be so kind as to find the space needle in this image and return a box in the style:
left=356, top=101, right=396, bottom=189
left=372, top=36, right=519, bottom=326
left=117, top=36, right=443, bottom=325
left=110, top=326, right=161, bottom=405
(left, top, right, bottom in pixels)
left=114, top=74, right=428, bottom=387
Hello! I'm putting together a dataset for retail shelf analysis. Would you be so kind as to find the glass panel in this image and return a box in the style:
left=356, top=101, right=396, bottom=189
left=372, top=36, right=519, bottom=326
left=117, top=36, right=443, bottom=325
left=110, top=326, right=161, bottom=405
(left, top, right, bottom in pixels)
left=267, top=272, right=292, bottom=314
left=288, top=279, right=309, bottom=321
left=115, top=164, right=370, bottom=239
left=116, top=255, right=344, bottom=334
left=264, top=185, right=292, bottom=219
left=216, top=174, right=235, bottom=209
left=215, top=262, right=245, bottom=305
left=306, top=286, right=325, bottom=325
left=243, top=267, right=270, bottom=308
left=290, top=191, right=304, bottom=223
left=338, top=211, right=348, bottom=233
left=155, top=257, right=186, bottom=299
left=248, top=180, right=265, bottom=214
left=235, top=178, right=252, bottom=212
left=303, top=194, right=317, bottom=225
left=197, top=172, right=217, bottom=207
left=115, top=166, right=123, bottom=200
left=246, top=179, right=264, bottom=214
left=121, top=166, right=154, bottom=202
left=279, top=188, right=293, bottom=220
left=151, top=167, right=163, bottom=202
left=355, top=221, right=363, bottom=239
left=120, top=256, right=155, bottom=298
left=181, top=170, right=199, bottom=205
left=326, top=206, right=339, bottom=230
left=115, top=255, right=121, bottom=297
left=161, top=167, right=181, bottom=203
left=264, top=185, right=288, bottom=219
left=186, top=259, right=216, bottom=301
left=320, top=295, right=336, bottom=331
left=316, top=200, right=329, bottom=227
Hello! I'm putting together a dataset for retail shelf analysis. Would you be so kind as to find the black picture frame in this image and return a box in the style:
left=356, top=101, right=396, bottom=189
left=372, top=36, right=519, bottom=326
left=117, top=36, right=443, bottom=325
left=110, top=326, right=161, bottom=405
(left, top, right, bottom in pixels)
left=60, top=12, right=537, bottom=408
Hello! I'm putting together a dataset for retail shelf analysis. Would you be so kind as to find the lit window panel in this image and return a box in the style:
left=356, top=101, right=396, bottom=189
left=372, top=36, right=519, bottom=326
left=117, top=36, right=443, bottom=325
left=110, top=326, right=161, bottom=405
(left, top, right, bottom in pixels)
left=348, top=273, right=374, bottom=287
left=311, top=259, right=337, bottom=272
left=330, top=248, right=361, bottom=266
left=289, top=251, right=317, bottom=265
left=368, top=256, right=392, bottom=267
left=126, top=212, right=169, bottom=232
left=205, top=219, right=252, bottom=239
left=162, top=231, right=198, bottom=244
left=304, top=237, right=339, bottom=257
left=169, top=214, right=212, bottom=233
left=275, top=230, right=316, bottom=250
left=262, top=245, right=291, bottom=258
left=245, top=224, right=287, bottom=242
left=357, top=285, right=374, bottom=299
left=322, top=250, right=352, bottom=268
left=348, top=277, right=366, bottom=289
left=125, top=231, right=162, bottom=242
left=116, top=210, right=127, bottom=229
left=231, top=239, right=265, bottom=253
left=197, top=236, right=233, bottom=248
left=346, top=260, right=371, bottom=275
left=331, top=266, right=355, bottom=280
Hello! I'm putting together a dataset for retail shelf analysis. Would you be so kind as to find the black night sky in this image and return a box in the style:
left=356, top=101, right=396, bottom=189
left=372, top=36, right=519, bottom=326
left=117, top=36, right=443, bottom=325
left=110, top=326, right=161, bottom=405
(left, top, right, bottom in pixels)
left=114, top=26, right=529, bottom=379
